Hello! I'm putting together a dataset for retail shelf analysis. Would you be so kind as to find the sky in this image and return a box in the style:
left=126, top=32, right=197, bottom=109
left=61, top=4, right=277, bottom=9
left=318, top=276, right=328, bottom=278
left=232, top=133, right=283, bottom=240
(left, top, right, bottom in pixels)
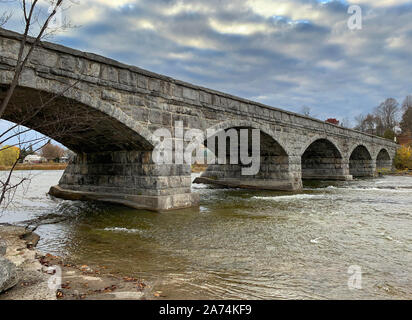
left=1, top=0, right=412, bottom=129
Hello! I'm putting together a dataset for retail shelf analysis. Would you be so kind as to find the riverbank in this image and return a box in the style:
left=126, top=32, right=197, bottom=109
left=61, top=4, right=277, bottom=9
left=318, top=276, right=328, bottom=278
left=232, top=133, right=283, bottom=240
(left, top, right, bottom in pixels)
left=1, top=163, right=206, bottom=173
left=0, top=224, right=150, bottom=300
left=0, top=224, right=55, bottom=299
left=191, top=163, right=208, bottom=173
left=377, top=168, right=412, bottom=176
left=0, top=163, right=68, bottom=171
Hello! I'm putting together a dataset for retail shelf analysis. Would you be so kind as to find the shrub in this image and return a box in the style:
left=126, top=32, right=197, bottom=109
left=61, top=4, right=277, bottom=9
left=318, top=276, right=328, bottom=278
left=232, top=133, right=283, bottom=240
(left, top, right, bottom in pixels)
left=394, top=145, right=412, bottom=169
left=0, top=145, right=20, bottom=166
left=383, top=129, right=395, bottom=140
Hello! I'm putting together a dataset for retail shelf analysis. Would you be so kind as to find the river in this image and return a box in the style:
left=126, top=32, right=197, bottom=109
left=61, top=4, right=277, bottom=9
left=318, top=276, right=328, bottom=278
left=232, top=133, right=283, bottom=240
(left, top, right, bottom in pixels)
left=1, top=170, right=411, bottom=299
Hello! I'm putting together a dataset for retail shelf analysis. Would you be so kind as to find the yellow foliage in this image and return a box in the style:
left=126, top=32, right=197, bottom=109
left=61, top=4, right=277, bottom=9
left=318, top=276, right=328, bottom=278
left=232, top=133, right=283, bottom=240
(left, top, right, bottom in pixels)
left=0, top=145, right=20, bottom=166
left=394, top=145, right=412, bottom=169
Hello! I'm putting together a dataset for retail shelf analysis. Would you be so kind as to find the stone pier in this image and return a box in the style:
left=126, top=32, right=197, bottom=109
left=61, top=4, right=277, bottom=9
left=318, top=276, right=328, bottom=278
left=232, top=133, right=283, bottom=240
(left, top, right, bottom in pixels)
left=49, top=151, right=198, bottom=211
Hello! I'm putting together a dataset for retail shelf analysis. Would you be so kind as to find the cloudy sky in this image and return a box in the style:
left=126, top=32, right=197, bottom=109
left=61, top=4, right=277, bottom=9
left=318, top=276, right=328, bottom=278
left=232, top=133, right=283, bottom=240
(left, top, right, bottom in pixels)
left=1, top=0, right=412, bottom=125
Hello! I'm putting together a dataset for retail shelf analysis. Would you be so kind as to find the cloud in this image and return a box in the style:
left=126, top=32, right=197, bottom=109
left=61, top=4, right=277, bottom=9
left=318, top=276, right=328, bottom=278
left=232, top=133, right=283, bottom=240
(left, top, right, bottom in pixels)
left=1, top=0, right=411, bottom=125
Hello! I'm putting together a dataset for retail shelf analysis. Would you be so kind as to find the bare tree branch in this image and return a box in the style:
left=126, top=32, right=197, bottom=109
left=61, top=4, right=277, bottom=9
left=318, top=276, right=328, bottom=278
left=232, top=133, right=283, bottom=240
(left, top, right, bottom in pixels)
left=0, top=0, right=64, bottom=118
left=0, top=0, right=74, bottom=211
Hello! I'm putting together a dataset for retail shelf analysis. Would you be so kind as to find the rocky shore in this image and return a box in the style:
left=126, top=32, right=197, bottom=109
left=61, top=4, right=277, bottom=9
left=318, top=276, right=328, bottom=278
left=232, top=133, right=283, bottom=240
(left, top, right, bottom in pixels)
left=0, top=224, right=150, bottom=300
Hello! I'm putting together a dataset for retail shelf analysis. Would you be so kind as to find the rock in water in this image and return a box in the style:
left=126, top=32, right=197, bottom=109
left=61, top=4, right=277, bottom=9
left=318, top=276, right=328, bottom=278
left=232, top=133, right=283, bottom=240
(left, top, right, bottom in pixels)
left=20, top=232, right=40, bottom=249
left=0, top=257, right=19, bottom=293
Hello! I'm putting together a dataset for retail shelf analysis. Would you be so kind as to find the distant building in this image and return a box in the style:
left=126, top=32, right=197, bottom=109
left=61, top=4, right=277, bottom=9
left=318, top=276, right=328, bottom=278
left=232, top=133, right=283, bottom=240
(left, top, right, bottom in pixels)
left=398, top=131, right=412, bottom=146
left=325, top=118, right=340, bottom=125
left=23, top=155, right=46, bottom=164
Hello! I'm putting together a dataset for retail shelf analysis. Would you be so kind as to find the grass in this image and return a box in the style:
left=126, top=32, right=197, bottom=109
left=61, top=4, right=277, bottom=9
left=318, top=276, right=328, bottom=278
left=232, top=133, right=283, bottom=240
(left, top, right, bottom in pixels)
left=191, top=163, right=208, bottom=173
left=377, top=168, right=412, bottom=176
left=0, top=163, right=68, bottom=171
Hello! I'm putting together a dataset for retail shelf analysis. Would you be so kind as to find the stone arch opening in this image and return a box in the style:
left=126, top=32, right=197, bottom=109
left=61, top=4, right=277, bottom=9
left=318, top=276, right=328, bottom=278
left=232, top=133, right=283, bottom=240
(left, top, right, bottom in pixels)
left=376, top=148, right=392, bottom=170
left=1, top=86, right=154, bottom=153
left=194, top=126, right=300, bottom=190
left=1, top=85, right=198, bottom=211
left=301, top=138, right=346, bottom=180
left=349, top=145, right=373, bottom=177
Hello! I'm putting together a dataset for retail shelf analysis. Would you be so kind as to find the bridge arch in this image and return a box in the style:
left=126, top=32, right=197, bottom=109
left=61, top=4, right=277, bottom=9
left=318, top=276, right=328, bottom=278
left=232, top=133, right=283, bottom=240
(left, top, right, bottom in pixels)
left=349, top=145, right=374, bottom=177
left=195, top=120, right=301, bottom=190
left=376, top=148, right=392, bottom=171
left=0, top=84, right=197, bottom=212
left=0, top=85, right=155, bottom=152
left=301, top=138, right=347, bottom=180
left=205, top=120, right=291, bottom=156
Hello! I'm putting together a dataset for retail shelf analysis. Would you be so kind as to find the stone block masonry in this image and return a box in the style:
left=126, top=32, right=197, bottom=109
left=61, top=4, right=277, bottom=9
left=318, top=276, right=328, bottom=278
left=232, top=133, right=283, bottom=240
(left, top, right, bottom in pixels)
left=0, top=28, right=398, bottom=211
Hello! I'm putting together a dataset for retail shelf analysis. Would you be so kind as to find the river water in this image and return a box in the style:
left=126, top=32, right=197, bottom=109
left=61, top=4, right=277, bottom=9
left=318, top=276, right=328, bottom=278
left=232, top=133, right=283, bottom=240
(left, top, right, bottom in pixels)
left=1, top=170, right=411, bottom=299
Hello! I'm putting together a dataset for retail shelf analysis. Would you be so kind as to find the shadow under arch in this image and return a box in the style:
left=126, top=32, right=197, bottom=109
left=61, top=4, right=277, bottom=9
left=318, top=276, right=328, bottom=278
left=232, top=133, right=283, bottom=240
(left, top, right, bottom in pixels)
left=301, top=138, right=350, bottom=180
left=376, top=148, right=392, bottom=171
left=1, top=85, right=155, bottom=152
left=193, top=120, right=301, bottom=191
left=349, top=145, right=374, bottom=177
left=205, top=120, right=291, bottom=156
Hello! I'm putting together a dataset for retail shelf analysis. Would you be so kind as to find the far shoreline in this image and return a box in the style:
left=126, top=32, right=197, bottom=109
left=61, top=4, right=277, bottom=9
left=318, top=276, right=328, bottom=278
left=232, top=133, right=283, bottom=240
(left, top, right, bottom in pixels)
left=0, top=163, right=68, bottom=171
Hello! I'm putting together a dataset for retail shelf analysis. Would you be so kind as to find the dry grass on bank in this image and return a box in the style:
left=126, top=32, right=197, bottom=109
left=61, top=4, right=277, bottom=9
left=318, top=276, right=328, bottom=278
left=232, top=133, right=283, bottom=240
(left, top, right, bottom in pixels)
left=0, top=163, right=68, bottom=171
left=377, top=168, right=412, bottom=176
left=191, top=163, right=208, bottom=173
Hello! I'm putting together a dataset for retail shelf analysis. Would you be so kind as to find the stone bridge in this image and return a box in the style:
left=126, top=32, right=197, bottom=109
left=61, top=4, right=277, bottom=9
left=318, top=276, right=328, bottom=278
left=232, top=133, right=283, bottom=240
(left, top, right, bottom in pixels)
left=0, top=28, right=398, bottom=211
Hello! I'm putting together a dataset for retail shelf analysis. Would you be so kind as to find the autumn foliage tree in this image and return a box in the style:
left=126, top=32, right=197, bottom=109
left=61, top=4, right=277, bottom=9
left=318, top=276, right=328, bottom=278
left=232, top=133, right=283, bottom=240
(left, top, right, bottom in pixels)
left=40, top=143, right=65, bottom=161
left=394, top=145, right=412, bottom=170
left=0, top=146, right=20, bottom=166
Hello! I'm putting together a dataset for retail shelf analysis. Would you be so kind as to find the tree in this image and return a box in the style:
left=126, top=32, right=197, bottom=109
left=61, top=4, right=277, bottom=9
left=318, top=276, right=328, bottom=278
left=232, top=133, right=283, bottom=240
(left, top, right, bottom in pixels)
left=374, top=98, right=399, bottom=133
left=402, top=95, right=412, bottom=111
left=364, top=114, right=379, bottom=135
left=400, top=96, right=412, bottom=134
left=0, top=1, right=67, bottom=118
left=354, top=98, right=400, bottom=137
left=383, top=128, right=395, bottom=141
left=18, top=145, right=34, bottom=163
left=0, top=0, right=69, bottom=209
left=354, top=114, right=366, bottom=132
left=0, top=146, right=20, bottom=166
left=40, top=143, right=65, bottom=161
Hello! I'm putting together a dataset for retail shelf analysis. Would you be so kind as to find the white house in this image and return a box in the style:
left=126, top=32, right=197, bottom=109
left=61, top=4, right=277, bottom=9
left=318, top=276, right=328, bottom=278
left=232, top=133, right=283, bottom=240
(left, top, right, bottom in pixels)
left=23, top=155, right=46, bottom=164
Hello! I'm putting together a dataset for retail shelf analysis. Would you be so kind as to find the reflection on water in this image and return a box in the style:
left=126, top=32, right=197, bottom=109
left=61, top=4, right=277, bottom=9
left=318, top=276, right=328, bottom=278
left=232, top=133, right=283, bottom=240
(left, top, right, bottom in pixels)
left=1, top=170, right=412, bottom=299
